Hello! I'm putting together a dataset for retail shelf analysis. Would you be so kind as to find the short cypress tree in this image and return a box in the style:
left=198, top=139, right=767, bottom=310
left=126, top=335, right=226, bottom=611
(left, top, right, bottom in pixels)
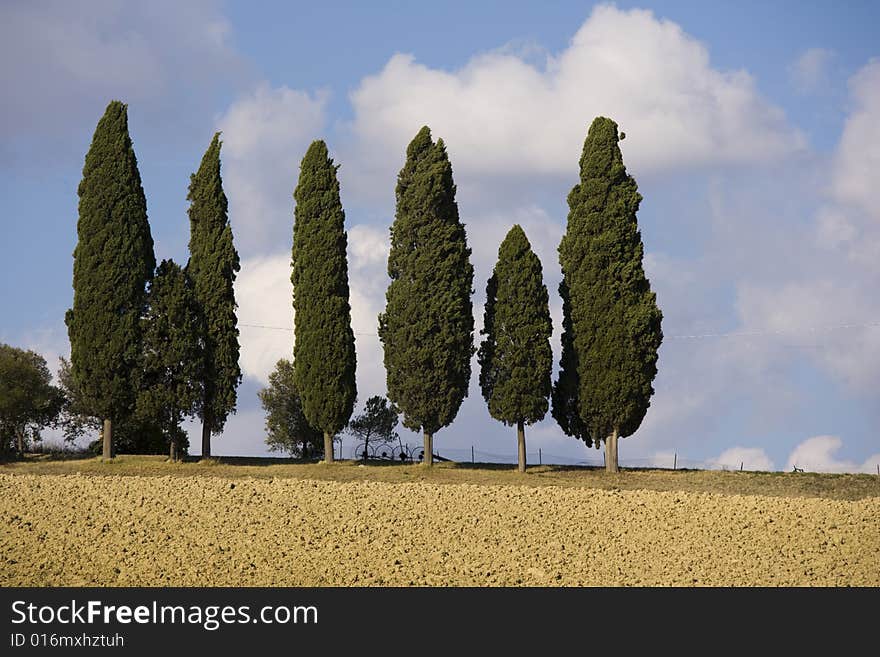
left=478, top=225, right=552, bottom=473
left=137, top=259, right=204, bottom=461
left=65, top=100, right=155, bottom=459
left=187, top=132, right=241, bottom=458
left=378, top=126, right=474, bottom=466
left=291, top=140, right=357, bottom=463
left=558, top=117, right=663, bottom=472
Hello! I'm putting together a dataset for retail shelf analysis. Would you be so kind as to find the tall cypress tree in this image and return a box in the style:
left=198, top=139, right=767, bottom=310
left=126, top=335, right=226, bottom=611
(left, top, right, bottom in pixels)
left=291, top=140, right=357, bottom=463
left=478, top=225, right=552, bottom=473
left=137, top=259, right=203, bottom=461
left=378, top=126, right=474, bottom=466
left=558, top=117, right=663, bottom=472
left=65, top=100, right=155, bottom=459
left=187, top=132, right=241, bottom=458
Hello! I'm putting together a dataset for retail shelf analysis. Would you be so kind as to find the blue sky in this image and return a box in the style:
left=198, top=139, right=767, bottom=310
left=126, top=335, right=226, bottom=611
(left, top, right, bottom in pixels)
left=2, top=1, right=879, bottom=472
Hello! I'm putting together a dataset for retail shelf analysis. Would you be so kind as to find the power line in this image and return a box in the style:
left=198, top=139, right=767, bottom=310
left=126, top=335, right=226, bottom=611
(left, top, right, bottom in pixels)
left=665, top=321, right=880, bottom=340
left=240, top=320, right=880, bottom=340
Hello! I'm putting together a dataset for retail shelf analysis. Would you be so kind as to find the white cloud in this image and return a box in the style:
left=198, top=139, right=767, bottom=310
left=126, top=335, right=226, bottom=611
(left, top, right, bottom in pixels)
left=347, top=3, right=804, bottom=198
left=832, top=59, right=880, bottom=218
left=789, top=48, right=834, bottom=93
left=234, top=253, right=294, bottom=384
left=233, top=224, right=390, bottom=402
left=733, top=60, right=880, bottom=394
left=0, top=0, right=248, bottom=149
left=714, top=447, right=774, bottom=472
left=218, top=83, right=328, bottom=255
left=786, top=435, right=880, bottom=474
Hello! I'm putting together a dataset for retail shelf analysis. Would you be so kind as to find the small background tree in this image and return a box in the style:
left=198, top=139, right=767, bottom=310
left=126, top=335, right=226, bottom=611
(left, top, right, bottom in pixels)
left=478, top=225, right=553, bottom=473
left=57, top=357, right=167, bottom=455
left=136, top=259, right=203, bottom=461
left=348, top=396, right=400, bottom=462
left=258, top=359, right=323, bottom=458
left=0, top=344, right=64, bottom=456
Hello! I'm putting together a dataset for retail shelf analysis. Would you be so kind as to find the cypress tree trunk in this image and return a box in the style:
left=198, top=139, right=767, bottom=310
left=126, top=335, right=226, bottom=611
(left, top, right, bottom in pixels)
left=517, top=420, right=526, bottom=473
left=423, top=430, right=433, bottom=467
left=170, top=438, right=178, bottom=462
left=605, top=427, right=619, bottom=473
left=323, top=431, right=335, bottom=464
left=102, top=418, right=112, bottom=460
left=201, top=410, right=212, bottom=458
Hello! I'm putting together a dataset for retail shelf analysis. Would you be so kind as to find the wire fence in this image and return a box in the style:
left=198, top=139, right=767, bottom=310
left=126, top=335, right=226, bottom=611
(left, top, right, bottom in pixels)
left=335, top=442, right=859, bottom=473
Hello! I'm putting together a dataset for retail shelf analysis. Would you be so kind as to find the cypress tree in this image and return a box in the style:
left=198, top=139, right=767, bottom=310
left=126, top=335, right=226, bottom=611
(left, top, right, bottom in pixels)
left=291, top=140, right=357, bottom=463
left=187, top=132, right=241, bottom=458
left=378, top=126, right=474, bottom=466
left=550, top=279, right=593, bottom=448
left=65, top=100, right=155, bottom=459
left=478, top=225, right=552, bottom=473
left=558, top=117, right=663, bottom=472
left=137, top=259, right=204, bottom=461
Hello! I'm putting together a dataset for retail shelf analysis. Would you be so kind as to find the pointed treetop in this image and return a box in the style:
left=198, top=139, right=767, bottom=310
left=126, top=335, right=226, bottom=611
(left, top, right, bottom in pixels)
left=579, top=116, right=626, bottom=181
left=299, top=140, right=336, bottom=173
left=98, top=100, right=127, bottom=125
left=407, top=126, right=434, bottom=158
left=500, top=224, right=529, bottom=252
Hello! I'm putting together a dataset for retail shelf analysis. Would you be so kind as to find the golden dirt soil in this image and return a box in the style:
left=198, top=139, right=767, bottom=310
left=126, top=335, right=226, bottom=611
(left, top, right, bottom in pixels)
left=2, top=473, right=877, bottom=586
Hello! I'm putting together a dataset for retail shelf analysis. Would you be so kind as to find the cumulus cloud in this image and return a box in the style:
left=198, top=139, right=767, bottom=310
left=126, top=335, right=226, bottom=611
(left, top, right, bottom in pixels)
left=785, top=435, right=880, bottom=474
left=234, top=253, right=294, bottom=384
left=347, top=3, right=804, bottom=200
left=233, top=224, right=390, bottom=402
left=218, top=84, right=328, bottom=255
left=714, top=447, right=775, bottom=472
left=0, top=0, right=249, bottom=159
left=734, top=60, right=880, bottom=394
left=789, top=48, right=835, bottom=93
left=831, top=59, right=880, bottom=217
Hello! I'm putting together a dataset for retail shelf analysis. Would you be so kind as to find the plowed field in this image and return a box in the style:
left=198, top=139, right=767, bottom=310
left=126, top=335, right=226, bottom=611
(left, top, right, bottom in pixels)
left=2, top=472, right=877, bottom=586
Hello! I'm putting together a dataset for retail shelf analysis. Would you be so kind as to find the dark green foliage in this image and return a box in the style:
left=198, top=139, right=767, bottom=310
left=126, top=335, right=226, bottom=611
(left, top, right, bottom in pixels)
left=64, top=100, right=155, bottom=446
left=187, top=132, right=241, bottom=454
left=258, top=359, right=323, bottom=458
left=137, top=259, right=204, bottom=459
left=378, top=126, right=474, bottom=438
left=291, top=140, right=357, bottom=446
left=56, top=357, right=177, bottom=455
left=0, top=344, right=64, bottom=455
left=557, top=117, right=663, bottom=446
left=348, top=395, right=400, bottom=461
left=550, top=280, right=593, bottom=447
left=478, top=225, right=552, bottom=426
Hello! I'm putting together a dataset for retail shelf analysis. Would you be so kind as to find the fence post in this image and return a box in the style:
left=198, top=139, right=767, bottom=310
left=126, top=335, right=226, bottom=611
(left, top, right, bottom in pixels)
left=740, top=462, right=743, bottom=471
left=673, top=453, right=677, bottom=471
left=877, top=463, right=879, bottom=476
left=539, top=448, right=542, bottom=465
left=471, top=445, right=474, bottom=464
